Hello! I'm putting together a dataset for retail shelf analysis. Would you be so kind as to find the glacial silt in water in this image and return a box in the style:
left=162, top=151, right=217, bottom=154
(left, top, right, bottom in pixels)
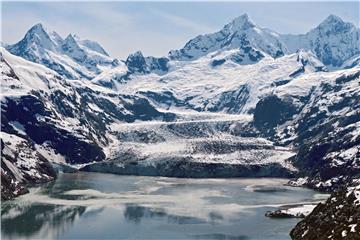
left=1, top=172, right=328, bottom=240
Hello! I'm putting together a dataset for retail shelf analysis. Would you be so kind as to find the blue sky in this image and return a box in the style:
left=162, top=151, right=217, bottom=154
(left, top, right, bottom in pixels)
left=2, top=1, right=359, bottom=59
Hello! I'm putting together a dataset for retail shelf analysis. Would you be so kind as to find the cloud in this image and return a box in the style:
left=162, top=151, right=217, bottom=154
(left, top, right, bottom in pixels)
left=151, top=9, right=214, bottom=34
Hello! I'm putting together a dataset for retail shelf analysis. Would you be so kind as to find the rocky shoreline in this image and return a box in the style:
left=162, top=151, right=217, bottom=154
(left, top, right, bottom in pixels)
left=291, top=183, right=360, bottom=240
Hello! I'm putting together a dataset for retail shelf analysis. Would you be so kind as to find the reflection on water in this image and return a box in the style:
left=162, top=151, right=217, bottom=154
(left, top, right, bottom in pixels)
left=191, top=233, right=249, bottom=240
left=124, top=204, right=207, bottom=225
left=2, top=204, right=85, bottom=239
left=1, top=173, right=328, bottom=240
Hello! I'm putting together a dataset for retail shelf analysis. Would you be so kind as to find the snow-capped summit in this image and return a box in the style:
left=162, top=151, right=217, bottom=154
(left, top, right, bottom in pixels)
left=168, top=14, right=287, bottom=61
left=319, top=14, right=347, bottom=28
left=62, top=34, right=86, bottom=61
left=63, top=34, right=78, bottom=47
left=23, top=23, right=54, bottom=48
left=281, top=14, right=360, bottom=68
left=168, top=14, right=359, bottom=68
left=7, top=23, right=58, bottom=56
left=6, top=23, right=117, bottom=80
left=73, top=35, right=109, bottom=56
left=225, top=13, right=256, bottom=31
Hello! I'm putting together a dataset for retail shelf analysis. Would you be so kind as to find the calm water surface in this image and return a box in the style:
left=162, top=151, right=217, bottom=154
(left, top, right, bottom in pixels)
left=1, top=172, right=328, bottom=240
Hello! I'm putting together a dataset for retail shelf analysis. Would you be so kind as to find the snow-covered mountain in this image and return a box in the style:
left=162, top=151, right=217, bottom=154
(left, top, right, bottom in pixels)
left=6, top=24, right=118, bottom=80
left=96, top=49, right=327, bottom=114
left=281, top=14, right=360, bottom=68
left=1, top=14, right=359, bottom=201
left=169, top=14, right=359, bottom=68
left=0, top=47, right=174, bottom=199
left=168, top=14, right=286, bottom=61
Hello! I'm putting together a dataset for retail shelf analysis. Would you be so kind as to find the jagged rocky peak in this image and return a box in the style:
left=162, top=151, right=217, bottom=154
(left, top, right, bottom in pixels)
left=309, top=15, right=359, bottom=67
left=62, top=34, right=86, bottom=61
left=25, top=23, right=48, bottom=39
left=125, top=50, right=148, bottom=73
left=168, top=13, right=286, bottom=61
left=224, top=13, right=257, bottom=31
left=281, top=15, right=360, bottom=68
left=49, top=31, right=64, bottom=47
left=5, top=23, right=116, bottom=80
left=64, top=33, right=77, bottom=44
left=318, top=14, right=352, bottom=31
left=63, top=33, right=81, bottom=51
left=309, top=14, right=358, bottom=39
left=9, top=23, right=57, bottom=53
left=125, top=51, right=169, bottom=74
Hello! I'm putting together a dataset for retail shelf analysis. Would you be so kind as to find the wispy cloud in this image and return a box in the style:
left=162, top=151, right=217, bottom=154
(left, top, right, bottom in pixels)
left=150, top=9, right=214, bottom=34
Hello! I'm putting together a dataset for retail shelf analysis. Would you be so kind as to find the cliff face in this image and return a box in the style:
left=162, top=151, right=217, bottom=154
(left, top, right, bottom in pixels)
left=290, top=184, right=360, bottom=240
left=1, top=137, right=57, bottom=200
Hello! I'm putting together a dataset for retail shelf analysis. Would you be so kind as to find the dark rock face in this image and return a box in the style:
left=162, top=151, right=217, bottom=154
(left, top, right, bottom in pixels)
left=1, top=170, right=29, bottom=201
left=81, top=159, right=294, bottom=178
left=1, top=48, right=180, bottom=199
left=126, top=51, right=149, bottom=74
left=265, top=210, right=305, bottom=218
left=125, top=51, right=169, bottom=74
left=211, top=59, right=226, bottom=67
left=289, top=80, right=360, bottom=188
left=1, top=138, right=57, bottom=200
left=146, top=56, right=169, bottom=73
left=290, top=186, right=360, bottom=240
left=206, top=85, right=250, bottom=113
left=254, top=95, right=298, bottom=134
left=252, top=68, right=360, bottom=190
left=2, top=96, right=105, bottom=164
left=138, top=90, right=202, bottom=111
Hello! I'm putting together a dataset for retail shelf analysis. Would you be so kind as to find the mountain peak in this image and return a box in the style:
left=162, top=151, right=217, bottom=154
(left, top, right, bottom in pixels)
left=129, top=51, right=144, bottom=58
left=169, top=13, right=285, bottom=60
left=16, top=23, right=59, bottom=52
left=31, top=23, right=45, bottom=30
left=323, top=14, right=344, bottom=24
left=65, top=34, right=76, bottom=42
left=316, top=14, right=354, bottom=31
left=25, top=23, right=48, bottom=38
left=226, top=14, right=256, bottom=31
left=126, top=51, right=148, bottom=73
left=62, top=33, right=84, bottom=60
left=63, top=34, right=81, bottom=49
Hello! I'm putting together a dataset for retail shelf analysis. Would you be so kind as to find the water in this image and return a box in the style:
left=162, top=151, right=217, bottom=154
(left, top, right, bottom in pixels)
left=1, top=172, right=328, bottom=240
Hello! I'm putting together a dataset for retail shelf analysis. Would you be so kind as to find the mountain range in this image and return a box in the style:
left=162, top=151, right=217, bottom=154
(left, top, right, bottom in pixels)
left=1, top=14, right=360, bottom=237
left=6, top=14, right=360, bottom=83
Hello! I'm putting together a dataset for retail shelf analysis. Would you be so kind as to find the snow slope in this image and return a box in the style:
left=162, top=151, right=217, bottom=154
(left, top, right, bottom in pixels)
left=6, top=24, right=118, bottom=80
left=99, top=49, right=327, bottom=114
